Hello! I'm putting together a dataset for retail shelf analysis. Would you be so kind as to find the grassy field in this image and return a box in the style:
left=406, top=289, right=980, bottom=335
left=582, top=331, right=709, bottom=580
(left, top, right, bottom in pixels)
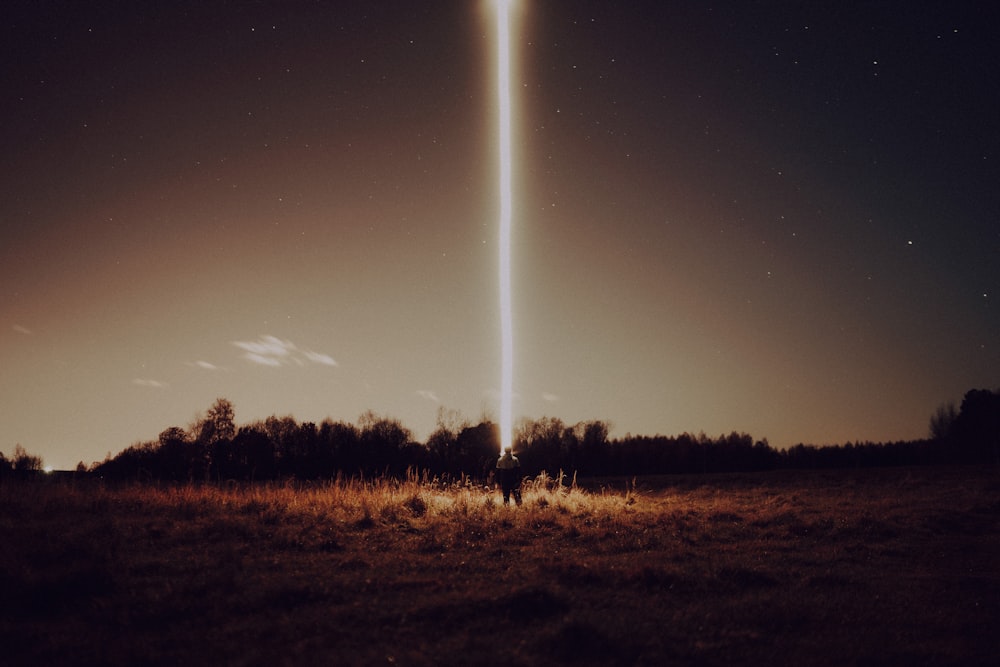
left=1, top=466, right=998, bottom=666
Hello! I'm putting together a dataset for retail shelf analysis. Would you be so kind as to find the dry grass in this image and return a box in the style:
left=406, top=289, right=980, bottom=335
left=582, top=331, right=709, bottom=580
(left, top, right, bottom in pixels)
left=2, top=466, right=998, bottom=666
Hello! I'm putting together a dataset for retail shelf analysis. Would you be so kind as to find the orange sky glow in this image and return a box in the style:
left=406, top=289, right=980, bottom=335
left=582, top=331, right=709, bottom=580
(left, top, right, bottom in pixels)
left=2, top=1, right=997, bottom=469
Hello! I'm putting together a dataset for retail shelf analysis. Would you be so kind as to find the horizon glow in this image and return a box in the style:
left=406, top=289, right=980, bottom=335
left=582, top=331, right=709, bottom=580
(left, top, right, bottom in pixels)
left=495, top=0, right=515, bottom=453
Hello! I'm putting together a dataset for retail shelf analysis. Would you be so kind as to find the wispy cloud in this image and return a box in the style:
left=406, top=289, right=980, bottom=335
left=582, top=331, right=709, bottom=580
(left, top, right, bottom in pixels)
left=243, top=352, right=283, bottom=367
left=12, top=324, right=32, bottom=335
left=542, top=392, right=560, bottom=402
left=133, top=378, right=167, bottom=388
left=232, top=335, right=338, bottom=368
left=303, top=350, right=338, bottom=367
left=185, top=360, right=222, bottom=371
left=416, top=389, right=440, bottom=403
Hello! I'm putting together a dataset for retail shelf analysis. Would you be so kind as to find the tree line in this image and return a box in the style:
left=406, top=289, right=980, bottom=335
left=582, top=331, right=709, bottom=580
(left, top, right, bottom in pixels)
left=3, top=389, right=997, bottom=483
left=0, top=444, right=44, bottom=479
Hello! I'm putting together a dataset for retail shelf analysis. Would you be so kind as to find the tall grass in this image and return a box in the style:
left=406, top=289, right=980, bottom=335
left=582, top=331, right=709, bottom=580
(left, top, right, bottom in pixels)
left=107, top=469, right=640, bottom=525
left=3, top=467, right=998, bottom=667
left=0, top=469, right=642, bottom=537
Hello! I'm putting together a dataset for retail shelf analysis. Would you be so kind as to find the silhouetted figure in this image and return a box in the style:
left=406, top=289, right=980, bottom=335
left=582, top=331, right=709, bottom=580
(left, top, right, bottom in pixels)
left=496, top=447, right=522, bottom=506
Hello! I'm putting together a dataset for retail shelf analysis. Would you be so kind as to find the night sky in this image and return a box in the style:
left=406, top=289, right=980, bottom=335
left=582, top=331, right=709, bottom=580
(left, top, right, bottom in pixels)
left=2, top=1, right=997, bottom=470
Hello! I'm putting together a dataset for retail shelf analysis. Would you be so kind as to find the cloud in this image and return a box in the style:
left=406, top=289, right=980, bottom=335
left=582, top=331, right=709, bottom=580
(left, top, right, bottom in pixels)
left=542, top=392, right=560, bottom=402
left=232, top=335, right=338, bottom=368
left=186, top=360, right=221, bottom=371
left=243, top=352, right=283, bottom=367
left=303, top=350, right=338, bottom=367
left=234, top=335, right=294, bottom=360
left=416, top=389, right=441, bottom=403
left=12, top=325, right=32, bottom=335
left=133, top=378, right=167, bottom=388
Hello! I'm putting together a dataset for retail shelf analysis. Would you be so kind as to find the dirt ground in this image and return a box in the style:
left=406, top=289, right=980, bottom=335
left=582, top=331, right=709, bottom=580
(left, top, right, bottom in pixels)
left=2, top=466, right=998, bottom=666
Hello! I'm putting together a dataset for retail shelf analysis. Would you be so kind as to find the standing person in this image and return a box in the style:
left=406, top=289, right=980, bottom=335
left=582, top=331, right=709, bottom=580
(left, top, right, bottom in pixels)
left=496, top=446, right=522, bottom=506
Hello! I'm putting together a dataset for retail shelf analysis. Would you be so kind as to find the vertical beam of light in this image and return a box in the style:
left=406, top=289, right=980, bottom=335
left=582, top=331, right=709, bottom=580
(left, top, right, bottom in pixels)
left=495, top=0, right=515, bottom=453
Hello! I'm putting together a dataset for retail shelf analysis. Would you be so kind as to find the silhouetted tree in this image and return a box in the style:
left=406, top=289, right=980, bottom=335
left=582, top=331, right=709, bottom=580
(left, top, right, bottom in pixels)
left=12, top=444, right=43, bottom=476
left=951, top=389, right=1000, bottom=464
left=233, top=423, right=276, bottom=480
left=516, top=416, right=565, bottom=475
left=291, top=421, right=320, bottom=477
left=193, top=398, right=236, bottom=481
left=426, top=407, right=471, bottom=476
left=95, top=440, right=158, bottom=481
left=320, top=419, right=360, bottom=477
left=269, top=419, right=290, bottom=474
left=358, top=411, right=412, bottom=476
left=455, top=422, right=499, bottom=478
left=577, top=420, right=612, bottom=473
left=930, top=401, right=959, bottom=442
left=426, top=424, right=459, bottom=475
left=158, top=426, right=190, bottom=481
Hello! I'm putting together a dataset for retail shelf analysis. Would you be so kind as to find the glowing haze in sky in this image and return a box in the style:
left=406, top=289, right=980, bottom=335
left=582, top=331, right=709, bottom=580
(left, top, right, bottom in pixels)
left=2, top=1, right=998, bottom=470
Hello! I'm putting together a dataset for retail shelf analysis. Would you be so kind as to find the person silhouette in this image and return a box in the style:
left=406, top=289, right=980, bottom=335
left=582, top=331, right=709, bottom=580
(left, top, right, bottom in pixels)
left=496, top=446, right=522, bottom=506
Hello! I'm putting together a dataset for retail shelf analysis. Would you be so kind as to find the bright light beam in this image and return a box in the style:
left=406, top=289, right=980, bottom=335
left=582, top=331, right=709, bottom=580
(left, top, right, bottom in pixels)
left=495, top=0, right=515, bottom=453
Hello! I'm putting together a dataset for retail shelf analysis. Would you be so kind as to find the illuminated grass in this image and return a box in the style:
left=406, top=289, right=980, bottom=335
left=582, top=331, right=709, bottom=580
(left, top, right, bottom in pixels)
left=2, top=467, right=998, bottom=666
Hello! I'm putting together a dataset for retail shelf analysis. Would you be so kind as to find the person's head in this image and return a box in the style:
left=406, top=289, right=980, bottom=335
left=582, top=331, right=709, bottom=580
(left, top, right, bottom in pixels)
left=502, top=446, right=512, bottom=456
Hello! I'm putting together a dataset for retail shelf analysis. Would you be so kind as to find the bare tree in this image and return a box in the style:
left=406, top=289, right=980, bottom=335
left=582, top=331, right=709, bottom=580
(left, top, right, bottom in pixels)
left=12, top=444, right=43, bottom=474
left=190, top=398, right=236, bottom=481
left=929, top=401, right=958, bottom=441
left=199, top=397, right=236, bottom=445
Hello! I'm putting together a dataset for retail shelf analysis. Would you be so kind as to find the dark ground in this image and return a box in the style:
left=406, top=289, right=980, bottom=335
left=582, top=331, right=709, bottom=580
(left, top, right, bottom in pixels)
left=1, top=466, right=998, bottom=666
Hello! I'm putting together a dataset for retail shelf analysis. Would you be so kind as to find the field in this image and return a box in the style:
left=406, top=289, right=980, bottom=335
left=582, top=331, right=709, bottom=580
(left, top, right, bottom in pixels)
left=2, top=466, right=998, bottom=666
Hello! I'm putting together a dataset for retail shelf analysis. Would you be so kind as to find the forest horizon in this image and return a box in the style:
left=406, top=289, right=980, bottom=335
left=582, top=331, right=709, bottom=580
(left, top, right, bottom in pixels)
left=6, top=387, right=996, bottom=482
